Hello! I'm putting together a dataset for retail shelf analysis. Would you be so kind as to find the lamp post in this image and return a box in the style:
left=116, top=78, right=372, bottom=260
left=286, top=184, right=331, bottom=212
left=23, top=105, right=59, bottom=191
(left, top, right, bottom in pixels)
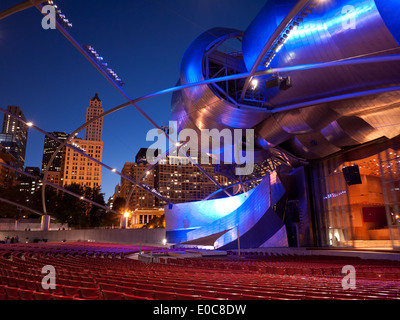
left=121, top=211, right=130, bottom=229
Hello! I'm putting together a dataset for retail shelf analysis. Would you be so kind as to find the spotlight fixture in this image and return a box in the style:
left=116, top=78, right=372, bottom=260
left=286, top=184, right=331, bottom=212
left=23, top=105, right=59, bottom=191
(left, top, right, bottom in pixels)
left=263, top=2, right=319, bottom=68
left=46, top=1, right=73, bottom=28
left=250, top=78, right=259, bottom=90
left=265, top=76, right=293, bottom=91
left=83, top=45, right=125, bottom=86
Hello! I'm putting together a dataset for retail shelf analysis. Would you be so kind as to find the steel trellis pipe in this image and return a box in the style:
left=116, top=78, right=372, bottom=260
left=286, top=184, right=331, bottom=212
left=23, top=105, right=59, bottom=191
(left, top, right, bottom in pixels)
left=0, top=108, right=171, bottom=211
left=0, top=160, right=121, bottom=216
left=9, top=1, right=400, bottom=214
left=30, top=1, right=232, bottom=215
left=238, top=0, right=315, bottom=102
left=123, top=145, right=179, bottom=214
left=0, top=197, right=44, bottom=217
left=38, top=55, right=400, bottom=213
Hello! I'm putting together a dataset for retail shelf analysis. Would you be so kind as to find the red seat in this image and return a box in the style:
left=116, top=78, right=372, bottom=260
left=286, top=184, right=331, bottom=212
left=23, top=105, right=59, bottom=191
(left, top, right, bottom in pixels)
left=52, top=295, right=74, bottom=300
left=134, top=288, right=154, bottom=299
left=16, top=278, right=28, bottom=289
left=80, top=287, right=99, bottom=299
left=173, top=287, right=195, bottom=295
left=80, top=281, right=97, bottom=288
left=153, top=291, right=175, bottom=300
left=34, top=292, right=53, bottom=300
left=25, top=280, right=38, bottom=291
left=214, top=292, right=241, bottom=300
left=18, top=289, right=35, bottom=300
left=63, top=286, right=80, bottom=297
left=240, top=294, right=267, bottom=300
left=175, top=293, right=201, bottom=300
left=5, top=287, right=20, bottom=300
left=115, top=285, right=134, bottom=295
left=102, top=290, right=123, bottom=300
left=123, top=293, right=151, bottom=300
left=6, top=277, right=18, bottom=288
left=99, top=283, right=116, bottom=291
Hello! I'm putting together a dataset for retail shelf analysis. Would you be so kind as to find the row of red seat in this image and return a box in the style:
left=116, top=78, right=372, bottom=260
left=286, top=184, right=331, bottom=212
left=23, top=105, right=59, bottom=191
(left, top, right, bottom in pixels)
left=164, top=255, right=400, bottom=280
left=0, top=242, right=399, bottom=300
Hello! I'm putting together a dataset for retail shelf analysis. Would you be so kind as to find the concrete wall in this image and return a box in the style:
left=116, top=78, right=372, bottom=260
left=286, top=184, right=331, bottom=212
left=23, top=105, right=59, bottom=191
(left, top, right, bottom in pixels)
left=0, top=228, right=166, bottom=246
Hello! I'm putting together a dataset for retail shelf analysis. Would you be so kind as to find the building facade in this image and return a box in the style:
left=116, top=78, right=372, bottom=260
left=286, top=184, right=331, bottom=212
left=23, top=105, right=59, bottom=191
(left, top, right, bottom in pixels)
left=309, top=135, right=400, bottom=249
left=60, top=94, right=104, bottom=189
left=0, top=106, right=28, bottom=171
left=120, top=162, right=156, bottom=210
left=0, top=147, right=16, bottom=189
left=120, top=150, right=230, bottom=213
left=18, top=167, right=42, bottom=196
left=85, top=93, right=103, bottom=142
left=61, top=138, right=103, bottom=189
left=42, top=132, right=69, bottom=173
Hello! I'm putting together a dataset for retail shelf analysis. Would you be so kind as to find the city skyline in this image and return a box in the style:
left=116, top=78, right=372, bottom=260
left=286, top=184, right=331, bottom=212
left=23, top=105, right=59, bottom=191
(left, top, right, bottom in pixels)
left=0, top=0, right=267, bottom=200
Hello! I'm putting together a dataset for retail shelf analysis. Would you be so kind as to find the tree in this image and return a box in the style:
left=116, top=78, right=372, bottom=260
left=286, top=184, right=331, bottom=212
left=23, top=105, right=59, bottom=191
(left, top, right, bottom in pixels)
left=112, top=197, right=126, bottom=214
left=144, top=214, right=165, bottom=229
left=0, top=185, right=36, bottom=219
left=0, top=182, right=120, bottom=229
left=85, top=186, right=118, bottom=227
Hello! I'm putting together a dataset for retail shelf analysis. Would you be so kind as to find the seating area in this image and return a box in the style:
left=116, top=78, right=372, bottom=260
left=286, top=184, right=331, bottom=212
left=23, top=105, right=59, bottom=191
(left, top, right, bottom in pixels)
left=163, top=252, right=400, bottom=280
left=0, top=243, right=399, bottom=300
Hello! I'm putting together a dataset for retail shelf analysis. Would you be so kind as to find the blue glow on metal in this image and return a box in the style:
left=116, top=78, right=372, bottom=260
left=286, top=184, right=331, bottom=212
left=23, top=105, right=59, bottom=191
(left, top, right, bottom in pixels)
left=165, top=189, right=253, bottom=232
left=375, top=0, right=400, bottom=45
left=83, top=45, right=125, bottom=86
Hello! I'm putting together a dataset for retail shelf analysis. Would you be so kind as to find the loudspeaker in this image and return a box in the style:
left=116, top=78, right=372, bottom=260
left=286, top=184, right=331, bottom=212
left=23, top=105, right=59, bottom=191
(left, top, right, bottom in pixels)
left=279, top=76, right=292, bottom=90
left=265, top=77, right=281, bottom=89
left=265, top=76, right=293, bottom=90
left=342, top=165, right=362, bottom=186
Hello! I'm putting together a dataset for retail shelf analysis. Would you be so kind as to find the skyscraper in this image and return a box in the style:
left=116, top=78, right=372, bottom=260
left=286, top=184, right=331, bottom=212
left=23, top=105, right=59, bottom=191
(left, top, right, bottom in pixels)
left=0, top=106, right=28, bottom=171
left=61, top=138, right=103, bottom=189
left=42, top=132, right=69, bottom=173
left=0, top=146, right=16, bottom=188
left=85, top=93, right=103, bottom=142
left=120, top=148, right=230, bottom=211
left=60, top=94, right=104, bottom=189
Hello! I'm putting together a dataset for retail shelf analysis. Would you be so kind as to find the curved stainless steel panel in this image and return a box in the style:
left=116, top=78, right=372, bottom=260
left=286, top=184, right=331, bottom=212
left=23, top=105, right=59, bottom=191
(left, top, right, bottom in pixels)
left=255, top=0, right=400, bottom=107
left=255, top=115, right=291, bottom=148
left=287, top=132, right=341, bottom=159
left=172, top=0, right=400, bottom=161
left=242, top=0, right=297, bottom=72
left=321, top=116, right=377, bottom=147
left=177, top=27, right=268, bottom=131
left=166, top=172, right=287, bottom=249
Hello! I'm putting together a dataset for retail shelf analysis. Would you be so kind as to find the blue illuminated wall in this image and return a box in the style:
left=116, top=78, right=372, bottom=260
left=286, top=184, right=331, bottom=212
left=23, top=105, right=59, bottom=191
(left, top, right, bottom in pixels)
left=374, top=0, right=400, bottom=45
left=165, top=172, right=288, bottom=249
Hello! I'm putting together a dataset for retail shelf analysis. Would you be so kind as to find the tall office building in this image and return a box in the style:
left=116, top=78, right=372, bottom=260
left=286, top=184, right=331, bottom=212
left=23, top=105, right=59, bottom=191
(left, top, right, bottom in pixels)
left=61, top=138, right=103, bottom=188
left=0, top=106, right=28, bottom=171
left=42, top=132, right=69, bottom=173
left=120, top=162, right=156, bottom=209
left=60, top=94, right=103, bottom=189
left=85, top=93, right=103, bottom=142
left=18, top=167, right=43, bottom=196
left=0, top=146, right=16, bottom=189
left=120, top=149, right=230, bottom=212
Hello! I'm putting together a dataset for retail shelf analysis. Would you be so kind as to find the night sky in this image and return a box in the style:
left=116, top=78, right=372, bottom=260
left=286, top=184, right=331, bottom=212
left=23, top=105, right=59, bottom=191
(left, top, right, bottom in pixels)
left=0, top=0, right=266, bottom=200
